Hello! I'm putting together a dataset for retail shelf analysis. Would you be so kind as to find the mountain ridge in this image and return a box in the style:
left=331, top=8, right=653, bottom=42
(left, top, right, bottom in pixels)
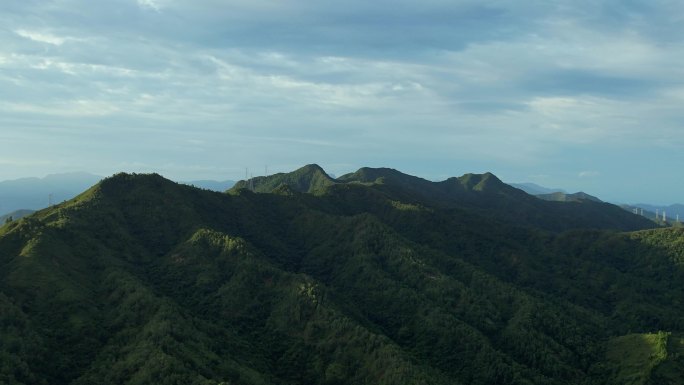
left=1, top=166, right=681, bottom=385
left=231, top=165, right=655, bottom=233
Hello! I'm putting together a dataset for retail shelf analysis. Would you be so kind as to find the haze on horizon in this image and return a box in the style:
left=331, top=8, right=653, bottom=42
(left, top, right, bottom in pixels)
left=1, top=0, right=682, bottom=205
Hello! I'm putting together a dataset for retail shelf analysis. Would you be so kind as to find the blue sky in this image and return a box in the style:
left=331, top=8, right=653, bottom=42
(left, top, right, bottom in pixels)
left=0, top=0, right=682, bottom=204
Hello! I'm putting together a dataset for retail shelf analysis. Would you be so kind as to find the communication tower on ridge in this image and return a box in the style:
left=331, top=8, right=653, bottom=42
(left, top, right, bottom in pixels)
left=244, top=168, right=254, bottom=191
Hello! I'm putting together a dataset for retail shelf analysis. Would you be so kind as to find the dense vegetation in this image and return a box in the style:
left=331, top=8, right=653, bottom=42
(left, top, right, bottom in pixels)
left=0, top=165, right=681, bottom=384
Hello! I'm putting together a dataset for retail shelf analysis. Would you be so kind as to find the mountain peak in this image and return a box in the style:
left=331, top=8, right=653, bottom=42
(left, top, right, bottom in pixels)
left=229, top=164, right=336, bottom=194
left=99, top=172, right=168, bottom=190
left=80, top=172, right=181, bottom=205
left=456, top=172, right=506, bottom=192
left=338, top=167, right=429, bottom=185
left=298, top=163, right=326, bottom=173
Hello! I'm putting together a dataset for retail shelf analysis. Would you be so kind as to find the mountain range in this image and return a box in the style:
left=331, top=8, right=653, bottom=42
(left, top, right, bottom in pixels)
left=510, top=183, right=682, bottom=225
left=0, top=172, right=103, bottom=214
left=0, top=164, right=682, bottom=384
left=509, top=182, right=566, bottom=195
left=630, top=204, right=684, bottom=221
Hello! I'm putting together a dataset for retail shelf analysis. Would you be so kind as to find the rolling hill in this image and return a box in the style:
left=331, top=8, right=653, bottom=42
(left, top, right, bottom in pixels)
left=0, top=166, right=681, bottom=385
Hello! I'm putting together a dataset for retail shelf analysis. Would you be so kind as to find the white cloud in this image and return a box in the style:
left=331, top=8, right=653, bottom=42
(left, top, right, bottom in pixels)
left=137, top=0, right=163, bottom=12
left=15, top=29, right=68, bottom=45
left=0, top=100, right=120, bottom=117
left=202, top=54, right=428, bottom=110
left=579, top=171, right=600, bottom=178
left=27, top=58, right=137, bottom=77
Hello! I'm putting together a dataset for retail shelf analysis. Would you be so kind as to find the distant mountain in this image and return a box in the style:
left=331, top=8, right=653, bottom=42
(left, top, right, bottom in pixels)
left=181, top=179, right=236, bottom=192
left=2, top=166, right=681, bottom=384
left=0, top=209, right=35, bottom=223
left=632, top=203, right=684, bottom=221
left=0, top=172, right=102, bottom=214
left=536, top=191, right=602, bottom=203
left=620, top=203, right=684, bottom=226
left=509, top=182, right=566, bottom=195
left=510, top=183, right=682, bottom=224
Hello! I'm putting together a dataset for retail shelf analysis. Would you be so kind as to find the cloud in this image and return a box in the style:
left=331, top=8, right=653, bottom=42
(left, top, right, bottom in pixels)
left=137, top=0, right=163, bottom=12
left=15, top=29, right=67, bottom=45
left=0, top=100, right=120, bottom=117
left=579, top=171, right=601, bottom=178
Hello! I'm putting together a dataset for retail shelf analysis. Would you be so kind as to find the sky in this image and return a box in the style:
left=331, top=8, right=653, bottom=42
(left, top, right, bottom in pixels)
left=0, top=0, right=682, bottom=204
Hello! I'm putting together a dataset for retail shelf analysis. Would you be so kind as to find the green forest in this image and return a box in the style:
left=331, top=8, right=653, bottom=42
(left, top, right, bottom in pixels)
left=1, top=165, right=682, bottom=384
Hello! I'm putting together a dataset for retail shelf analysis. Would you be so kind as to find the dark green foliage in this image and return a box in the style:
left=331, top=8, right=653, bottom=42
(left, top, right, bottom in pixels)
left=0, top=293, right=48, bottom=385
left=0, top=167, right=681, bottom=384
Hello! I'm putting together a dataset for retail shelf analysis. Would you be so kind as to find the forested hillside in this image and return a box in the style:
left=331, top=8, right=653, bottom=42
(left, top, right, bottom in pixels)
left=0, top=166, right=681, bottom=385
